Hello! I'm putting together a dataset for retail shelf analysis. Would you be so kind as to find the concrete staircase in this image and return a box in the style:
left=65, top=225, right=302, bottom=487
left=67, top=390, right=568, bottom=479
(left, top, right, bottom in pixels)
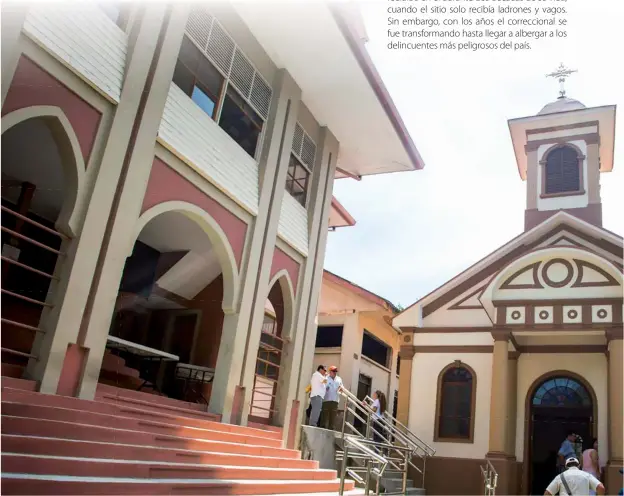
left=1, top=378, right=357, bottom=495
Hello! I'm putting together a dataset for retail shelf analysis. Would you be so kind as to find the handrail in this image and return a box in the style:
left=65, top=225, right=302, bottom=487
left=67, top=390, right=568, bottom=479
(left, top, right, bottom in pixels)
left=336, top=386, right=435, bottom=494
left=481, top=458, right=498, bottom=496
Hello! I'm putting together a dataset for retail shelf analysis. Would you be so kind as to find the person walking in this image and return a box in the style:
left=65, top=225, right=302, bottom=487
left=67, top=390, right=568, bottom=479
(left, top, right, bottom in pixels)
left=321, top=366, right=342, bottom=430
left=308, top=365, right=327, bottom=426
left=370, top=390, right=387, bottom=446
left=582, top=438, right=601, bottom=495
left=544, top=457, right=605, bottom=496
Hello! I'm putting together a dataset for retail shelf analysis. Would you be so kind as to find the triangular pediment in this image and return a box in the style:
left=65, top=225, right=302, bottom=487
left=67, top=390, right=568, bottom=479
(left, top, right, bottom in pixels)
left=394, top=212, right=622, bottom=329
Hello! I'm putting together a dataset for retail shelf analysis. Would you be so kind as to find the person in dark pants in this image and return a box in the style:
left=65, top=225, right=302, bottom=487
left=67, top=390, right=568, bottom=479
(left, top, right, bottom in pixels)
left=321, top=366, right=343, bottom=430
left=371, top=390, right=387, bottom=447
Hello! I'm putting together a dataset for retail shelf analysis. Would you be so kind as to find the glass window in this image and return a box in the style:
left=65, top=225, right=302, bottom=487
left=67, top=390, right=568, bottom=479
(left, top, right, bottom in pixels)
left=191, top=85, right=217, bottom=118
left=286, top=154, right=310, bottom=206
left=437, top=366, right=474, bottom=440
left=218, top=86, right=263, bottom=158
left=532, top=377, right=591, bottom=407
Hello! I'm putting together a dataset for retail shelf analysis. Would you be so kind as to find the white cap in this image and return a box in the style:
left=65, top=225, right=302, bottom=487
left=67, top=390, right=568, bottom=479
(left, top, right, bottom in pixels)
left=565, top=457, right=580, bottom=467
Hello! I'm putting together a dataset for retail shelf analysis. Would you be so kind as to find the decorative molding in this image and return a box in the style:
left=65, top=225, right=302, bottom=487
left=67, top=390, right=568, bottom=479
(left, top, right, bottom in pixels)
left=548, top=235, right=585, bottom=249
left=448, top=285, right=486, bottom=310
left=413, top=345, right=493, bottom=353
left=571, top=259, right=620, bottom=288
left=500, top=262, right=542, bottom=289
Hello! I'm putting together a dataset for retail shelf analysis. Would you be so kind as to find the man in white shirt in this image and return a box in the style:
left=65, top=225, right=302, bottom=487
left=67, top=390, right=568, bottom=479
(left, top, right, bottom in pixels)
left=308, top=365, right=327, bottom=426
left=321, top=365, right=343, bottom=430
left=545, top=457, right=605, bottom=496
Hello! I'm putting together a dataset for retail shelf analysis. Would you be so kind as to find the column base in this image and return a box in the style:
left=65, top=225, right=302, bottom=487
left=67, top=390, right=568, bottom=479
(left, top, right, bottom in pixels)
left=605, top=459, right=623, bottom=495
left=486, top=452, right=520, bottom=495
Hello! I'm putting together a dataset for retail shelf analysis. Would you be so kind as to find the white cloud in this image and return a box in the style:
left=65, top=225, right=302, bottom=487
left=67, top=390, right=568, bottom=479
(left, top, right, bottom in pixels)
left=325, top=0, right=624, bottom=307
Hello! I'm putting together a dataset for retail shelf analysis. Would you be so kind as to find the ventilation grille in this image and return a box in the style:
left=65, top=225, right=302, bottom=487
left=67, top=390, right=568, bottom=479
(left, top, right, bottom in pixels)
left=291, top=123, right=317, bottom=170
left=185, top=8, right=272, bottom=120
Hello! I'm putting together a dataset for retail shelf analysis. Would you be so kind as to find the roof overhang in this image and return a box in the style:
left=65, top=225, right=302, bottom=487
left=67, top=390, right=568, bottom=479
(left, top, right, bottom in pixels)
left=328, top=196, right=356, bottom=229
left=508, top=104, right=616, bottom=180
left=232, top=1, right=424, bottom=177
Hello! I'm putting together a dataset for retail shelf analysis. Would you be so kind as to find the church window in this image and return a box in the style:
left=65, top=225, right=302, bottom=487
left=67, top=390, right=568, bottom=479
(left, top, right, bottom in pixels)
left=544, top=145, right=582, bottom=195
left=434, top=363, right=476, bottom=442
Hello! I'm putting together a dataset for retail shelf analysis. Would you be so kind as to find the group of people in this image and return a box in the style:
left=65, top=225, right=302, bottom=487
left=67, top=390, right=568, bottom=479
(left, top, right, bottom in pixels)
left=305, top=364, right=388, bottom=439
left=545, top=432, right=605, bottom=495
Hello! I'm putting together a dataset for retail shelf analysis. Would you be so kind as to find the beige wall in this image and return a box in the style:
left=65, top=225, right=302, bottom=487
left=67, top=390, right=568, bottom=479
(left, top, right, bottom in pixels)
left=408, top=352, right=493, bottom=459
left=515, top=352, right=609, bottom=463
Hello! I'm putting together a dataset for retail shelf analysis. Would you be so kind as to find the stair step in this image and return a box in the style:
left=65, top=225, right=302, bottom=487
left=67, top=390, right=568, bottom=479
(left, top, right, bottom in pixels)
left=2, top=435, right=318, bottom=469
left=1, top=389, right=281, bottom=441
left=1, top=453, right=337, bottom=480
left=0, top=474, right=356, bottom=495
left=2, top=416, right=300, bottom=458
left=2, top=402, right=280, bottom=447
left=95, top=383, right=206, bottom=412
left=1, top=377, right=37, bottom=391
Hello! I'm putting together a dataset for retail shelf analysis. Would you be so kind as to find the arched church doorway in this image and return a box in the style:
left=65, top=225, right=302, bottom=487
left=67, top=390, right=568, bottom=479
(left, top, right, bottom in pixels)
left=100, top=206, right=237, bottom=406
left=527, top=373, right=596, bottom=495
left=1, top=113, right=80, bottom=379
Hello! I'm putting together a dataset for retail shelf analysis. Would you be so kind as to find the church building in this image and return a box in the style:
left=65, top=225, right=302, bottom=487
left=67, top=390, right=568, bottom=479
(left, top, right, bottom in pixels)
left=393, top=73, right=623, bottom=495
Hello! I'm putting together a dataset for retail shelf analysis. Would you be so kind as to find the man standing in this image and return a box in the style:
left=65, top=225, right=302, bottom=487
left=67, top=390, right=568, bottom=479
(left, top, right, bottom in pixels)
left=558, top=432, right=578, bottom=473
left=321, top=366, right=343, bottom=430
left=544, top=457, right=605, bottom=495
left=308, top=365, right=327, bottom=426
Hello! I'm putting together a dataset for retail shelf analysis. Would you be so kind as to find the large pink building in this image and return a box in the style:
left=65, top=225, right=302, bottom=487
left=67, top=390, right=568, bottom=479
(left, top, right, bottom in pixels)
left=0, top=2, right=423, bottom=493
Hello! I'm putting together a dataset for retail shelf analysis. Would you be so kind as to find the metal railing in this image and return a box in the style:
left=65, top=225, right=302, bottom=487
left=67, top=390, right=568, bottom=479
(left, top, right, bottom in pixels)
left=337, top=387, right=436, bottom=495
left=481, top=459, right=498, bottom=496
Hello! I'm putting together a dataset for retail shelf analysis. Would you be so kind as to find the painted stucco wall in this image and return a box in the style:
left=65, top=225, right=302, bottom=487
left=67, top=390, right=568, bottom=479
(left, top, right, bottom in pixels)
left=412, top=332, right=493, bottom=346
left=408, top=352, right=493, bottom=459
left=515, top=353, right=608, bottom=463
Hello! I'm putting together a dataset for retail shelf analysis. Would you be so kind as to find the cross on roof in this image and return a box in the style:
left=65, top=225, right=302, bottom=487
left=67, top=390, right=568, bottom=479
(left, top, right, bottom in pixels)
left=546, top=63, right=578, bottom=99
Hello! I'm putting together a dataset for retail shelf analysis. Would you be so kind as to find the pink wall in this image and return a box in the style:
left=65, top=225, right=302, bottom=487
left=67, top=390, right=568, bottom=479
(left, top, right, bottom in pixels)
left=2, top=56, right=102, bottom=164
left=270, top=248, right=300, bottom=294
left=142, top=158, right=248, bottom=268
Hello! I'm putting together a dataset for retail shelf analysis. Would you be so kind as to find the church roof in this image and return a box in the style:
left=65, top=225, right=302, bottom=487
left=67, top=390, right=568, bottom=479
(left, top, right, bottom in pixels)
left=538, top=97, right=587, bottom=115
left=393, top=211, right=623, bottom=328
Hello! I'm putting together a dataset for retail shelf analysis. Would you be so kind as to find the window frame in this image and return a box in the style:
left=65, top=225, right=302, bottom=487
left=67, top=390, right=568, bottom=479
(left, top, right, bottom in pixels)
left=286, top=153, right=311, bottom=207
left=540, top=143, right=585, bottom=199
left=173, top=34, right=267, bottom=161
left=433, top=361, right=477, bottom=443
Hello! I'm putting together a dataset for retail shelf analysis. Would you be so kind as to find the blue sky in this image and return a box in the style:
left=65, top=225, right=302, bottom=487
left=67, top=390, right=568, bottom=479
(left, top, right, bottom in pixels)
left=324, top=0, right=624, bottom=308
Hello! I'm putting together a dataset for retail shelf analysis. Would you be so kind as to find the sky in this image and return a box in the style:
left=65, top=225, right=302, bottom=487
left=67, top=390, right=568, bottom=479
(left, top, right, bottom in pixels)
left=323, top=0, right=624, bottom=309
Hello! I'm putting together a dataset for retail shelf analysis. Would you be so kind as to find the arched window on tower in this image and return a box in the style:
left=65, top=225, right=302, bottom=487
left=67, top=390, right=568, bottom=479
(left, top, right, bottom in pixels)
left=434, top=362, right=476, bottom=442
left=544, top=145, right=582, bottom=195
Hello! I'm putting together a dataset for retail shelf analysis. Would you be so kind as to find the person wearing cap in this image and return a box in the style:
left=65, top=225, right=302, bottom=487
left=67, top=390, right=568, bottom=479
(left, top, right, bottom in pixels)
left=321, top=365, right=343, bottom=430
left=544, top=456, right=605, bottom=496
left=308, top=365, right=327, bottom=426
left=558, top=431, right=579, bottom=473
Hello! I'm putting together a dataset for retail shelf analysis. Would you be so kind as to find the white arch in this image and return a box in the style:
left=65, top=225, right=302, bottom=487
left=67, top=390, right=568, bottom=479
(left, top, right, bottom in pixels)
left=268, top=269, right=296, bottom=340
left=481, top=246, right=623, bottom=322
left=1, top=106, right=86, bottom=237
left=134, top=201, right=240, bottom=313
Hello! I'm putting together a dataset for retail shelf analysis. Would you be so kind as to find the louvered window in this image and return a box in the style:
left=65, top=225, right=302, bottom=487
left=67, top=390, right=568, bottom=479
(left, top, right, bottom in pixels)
left=174, top=8, right=273, bottom=159
left=544, top=146, right=581, bottom=195
left=286, top=123, right=317, bottom=207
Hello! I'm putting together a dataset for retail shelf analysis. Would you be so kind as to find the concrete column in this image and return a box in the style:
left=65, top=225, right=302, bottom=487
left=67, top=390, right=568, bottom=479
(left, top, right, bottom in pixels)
left=1, top=2, right=28, bottom=106
left=280, top=127, right=339, bottom=447
left=28, top=5, right=172, bottom=395
left=73, top=4, right=191, bottom=399
left=388, top=342, right=399, bottom=408
left=488, top=337, right=510, bottom=455
left=605, top=337, right=623, bottom=494
left=487, top=335, right=516, bottom=495
left=396, top=344, right=415, bottom=426
left=506, top=354, right=518, bottom=457
left=337, top=312, right=359, bottom=393
left=209, top=69, right=301, bottom=424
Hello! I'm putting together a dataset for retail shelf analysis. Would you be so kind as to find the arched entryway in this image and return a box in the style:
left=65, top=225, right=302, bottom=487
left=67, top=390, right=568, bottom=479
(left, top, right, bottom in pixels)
left=1, top=109, right=83, bottom=380
left=526, top=372, right=596, bottom=495
left=99, top=202, right=239, bottom=406
left=249, top=271, right=294, bottom=425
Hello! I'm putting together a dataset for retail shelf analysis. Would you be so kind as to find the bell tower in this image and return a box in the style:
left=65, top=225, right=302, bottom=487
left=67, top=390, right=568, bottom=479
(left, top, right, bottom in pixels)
left=508, top=64, right=617, bottom=231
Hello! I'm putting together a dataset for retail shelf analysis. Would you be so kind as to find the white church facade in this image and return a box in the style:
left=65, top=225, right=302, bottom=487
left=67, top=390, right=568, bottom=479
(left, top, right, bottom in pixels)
left=393, top=81, right=623, bottom=494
